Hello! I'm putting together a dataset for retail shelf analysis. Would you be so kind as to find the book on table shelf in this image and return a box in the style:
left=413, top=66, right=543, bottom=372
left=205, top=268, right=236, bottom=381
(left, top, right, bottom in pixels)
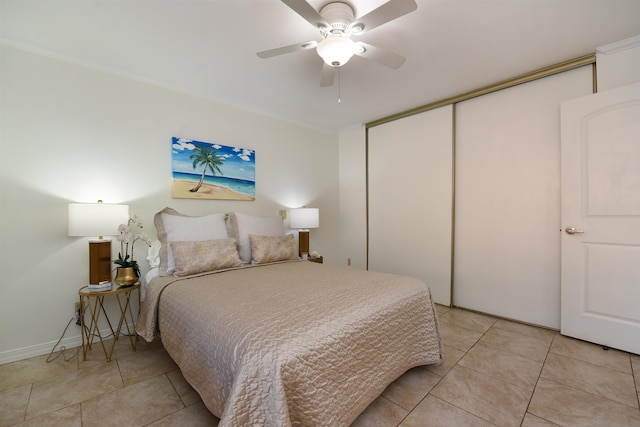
left=86, top=282, right=112, bottom=292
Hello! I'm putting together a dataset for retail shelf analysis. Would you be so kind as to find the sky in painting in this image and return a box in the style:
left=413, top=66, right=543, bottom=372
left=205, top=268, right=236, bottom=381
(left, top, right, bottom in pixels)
left=171, top=137, right=255, bottom=182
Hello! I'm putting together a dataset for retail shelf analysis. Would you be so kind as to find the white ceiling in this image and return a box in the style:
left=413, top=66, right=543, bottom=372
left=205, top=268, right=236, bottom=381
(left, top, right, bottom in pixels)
left=1, top=0, right=639, bottom=132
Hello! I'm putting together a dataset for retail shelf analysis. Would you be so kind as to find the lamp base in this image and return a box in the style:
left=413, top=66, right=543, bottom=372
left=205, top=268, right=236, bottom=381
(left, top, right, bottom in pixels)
left=89, top=240, right=112, bottom=284
left=298, top=230, right=310, bottom=258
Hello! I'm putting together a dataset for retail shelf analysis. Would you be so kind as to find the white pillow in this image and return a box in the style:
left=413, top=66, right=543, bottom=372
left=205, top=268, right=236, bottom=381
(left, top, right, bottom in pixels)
left=146, top=240, right=161, bottom=268
left=227, top=212, right=284, bottom=263
left=154, top=207, right=229, bottom=276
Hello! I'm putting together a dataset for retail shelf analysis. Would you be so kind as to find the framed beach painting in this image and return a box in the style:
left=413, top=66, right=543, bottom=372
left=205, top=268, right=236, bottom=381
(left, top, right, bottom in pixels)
left=171, top=137, right=255, bottom=200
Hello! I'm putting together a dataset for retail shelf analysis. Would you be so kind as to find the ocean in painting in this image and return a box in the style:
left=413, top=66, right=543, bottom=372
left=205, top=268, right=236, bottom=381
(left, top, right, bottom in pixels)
left=172, top=172, right=255, bottom=197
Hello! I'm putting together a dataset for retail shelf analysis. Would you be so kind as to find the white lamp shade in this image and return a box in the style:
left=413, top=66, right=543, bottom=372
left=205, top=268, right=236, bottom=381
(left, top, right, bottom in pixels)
left=289, top=208, right=319, bottom=230
left=68, top=203, right=129, bottom=238
left=317, top=35, right=356, bottom=67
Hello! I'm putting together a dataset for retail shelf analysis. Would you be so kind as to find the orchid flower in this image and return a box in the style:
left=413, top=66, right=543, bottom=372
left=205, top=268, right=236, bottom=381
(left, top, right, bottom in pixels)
left=114, top=213, right=151, bottom=276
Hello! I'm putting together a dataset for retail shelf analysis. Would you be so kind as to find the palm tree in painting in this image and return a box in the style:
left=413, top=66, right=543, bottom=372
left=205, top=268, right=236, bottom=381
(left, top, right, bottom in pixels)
left=189, top=145, right=224, bottom=192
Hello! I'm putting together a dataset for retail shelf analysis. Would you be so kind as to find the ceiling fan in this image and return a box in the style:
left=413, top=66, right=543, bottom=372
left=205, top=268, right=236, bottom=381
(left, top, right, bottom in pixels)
left=256, top=0, right=417, bottom=87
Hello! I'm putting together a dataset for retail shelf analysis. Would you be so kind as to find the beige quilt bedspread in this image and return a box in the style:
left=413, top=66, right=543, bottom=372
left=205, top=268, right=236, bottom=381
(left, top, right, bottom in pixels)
left=136, top=261, right=443, bottom=427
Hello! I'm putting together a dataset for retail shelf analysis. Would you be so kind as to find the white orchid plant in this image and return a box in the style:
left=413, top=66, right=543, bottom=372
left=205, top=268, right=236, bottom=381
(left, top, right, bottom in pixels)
left=114, top=213, right=151, bottom=276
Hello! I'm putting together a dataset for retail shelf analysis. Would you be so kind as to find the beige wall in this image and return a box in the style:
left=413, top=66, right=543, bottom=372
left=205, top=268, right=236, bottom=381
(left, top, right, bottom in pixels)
left=0, top=45, right=339, bottom=363
left=337, top=125, right=367, bottom=270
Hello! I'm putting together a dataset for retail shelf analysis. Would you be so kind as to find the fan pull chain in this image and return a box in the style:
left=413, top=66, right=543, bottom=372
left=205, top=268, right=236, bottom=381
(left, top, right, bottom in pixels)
left=337, top=67, right=342, bottom=104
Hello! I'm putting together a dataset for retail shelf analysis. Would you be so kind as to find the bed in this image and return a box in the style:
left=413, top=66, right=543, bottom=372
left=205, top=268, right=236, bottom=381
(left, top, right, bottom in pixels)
left=136, top=208, right=443, bottom=427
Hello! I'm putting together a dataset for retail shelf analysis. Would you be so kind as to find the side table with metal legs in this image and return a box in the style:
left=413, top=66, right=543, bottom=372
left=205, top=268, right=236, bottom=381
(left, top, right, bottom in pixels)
left=78, top=283, right=140, bottom=362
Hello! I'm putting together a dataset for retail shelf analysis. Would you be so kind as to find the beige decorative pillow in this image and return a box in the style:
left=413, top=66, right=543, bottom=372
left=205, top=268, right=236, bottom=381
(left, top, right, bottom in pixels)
left=154, top=207, right=229, bottom=276
left=249, top=234, right=298, bottom=264
left=169, top=239, right=242, bottom=276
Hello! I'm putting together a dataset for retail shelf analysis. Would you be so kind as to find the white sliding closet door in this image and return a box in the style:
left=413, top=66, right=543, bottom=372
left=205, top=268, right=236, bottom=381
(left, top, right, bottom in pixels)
left=368, top=105, right=453, bottom=306
left=454, top=66, right=592, bottom=328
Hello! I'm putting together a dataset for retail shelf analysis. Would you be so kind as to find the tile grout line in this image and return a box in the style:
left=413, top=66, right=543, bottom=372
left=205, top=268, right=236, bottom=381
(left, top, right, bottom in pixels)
left=398, top=335, right=490, bottom=426
left=394, top=364, right=451, bottom=426
left=423, top=318, right=506, bottom=426
left=439, top=317, right=564, bottom=426
left=393, top=307, right=494, bottom=427
left=458, top=319, right=534, bottom=426
left=520, top=331, right=558, bottom=426
left=541, top=343, right=640, bottom=412
left=23, top=383, right=34, bottom=424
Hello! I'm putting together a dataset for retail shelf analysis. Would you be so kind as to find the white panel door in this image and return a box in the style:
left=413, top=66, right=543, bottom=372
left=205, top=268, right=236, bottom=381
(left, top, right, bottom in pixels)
left=560, top=82, right=640, bottom=354
left=368, top=105, right=453, bottom=306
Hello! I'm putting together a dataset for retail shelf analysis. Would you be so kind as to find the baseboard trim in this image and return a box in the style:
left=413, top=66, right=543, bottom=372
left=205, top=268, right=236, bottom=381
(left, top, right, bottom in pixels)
left=0, top=325, right=131, bottom=365
left=0, top=334, right=83, bottom=365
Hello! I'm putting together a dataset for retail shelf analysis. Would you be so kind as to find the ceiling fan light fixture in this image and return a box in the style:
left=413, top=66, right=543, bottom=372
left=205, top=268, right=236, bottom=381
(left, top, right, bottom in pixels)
left=317, top=35, right=357, bottom=67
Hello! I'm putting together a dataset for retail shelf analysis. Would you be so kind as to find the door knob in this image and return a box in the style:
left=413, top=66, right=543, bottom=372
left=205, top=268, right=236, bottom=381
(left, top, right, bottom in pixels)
left=565, top=227, right=584, bottom=235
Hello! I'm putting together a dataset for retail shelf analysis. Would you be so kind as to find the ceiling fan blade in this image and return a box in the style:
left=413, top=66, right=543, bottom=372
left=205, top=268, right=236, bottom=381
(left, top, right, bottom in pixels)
left=257, top=41, right=317, bottom=59
left=281, top=0, right=329, bottom=30
left=355, top=42, right=406, bottom=69
left=320, top=63, right=336, bottom=87
left=351, top=0, right=417, bottom=32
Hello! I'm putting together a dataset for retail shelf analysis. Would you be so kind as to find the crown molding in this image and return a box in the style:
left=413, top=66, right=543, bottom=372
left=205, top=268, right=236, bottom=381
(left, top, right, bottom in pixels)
left=596, top=35, right=640, bottom=55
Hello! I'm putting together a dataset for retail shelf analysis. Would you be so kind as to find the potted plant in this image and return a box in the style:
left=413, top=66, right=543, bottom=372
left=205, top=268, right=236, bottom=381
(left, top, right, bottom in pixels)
left=114, top=213, right=150, bottom=286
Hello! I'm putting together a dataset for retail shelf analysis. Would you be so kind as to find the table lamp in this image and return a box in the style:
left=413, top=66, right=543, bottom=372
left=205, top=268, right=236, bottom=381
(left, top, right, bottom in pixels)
left=289, top=207, right=319, bottom=258
left=68, top=200, right=129, bottom=284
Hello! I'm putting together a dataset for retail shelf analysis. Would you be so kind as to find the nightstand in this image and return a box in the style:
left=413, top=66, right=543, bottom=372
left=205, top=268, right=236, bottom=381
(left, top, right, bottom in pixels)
left=308, top=256, right=323, bottom=264
left=78, top=283, right=140, bottom=362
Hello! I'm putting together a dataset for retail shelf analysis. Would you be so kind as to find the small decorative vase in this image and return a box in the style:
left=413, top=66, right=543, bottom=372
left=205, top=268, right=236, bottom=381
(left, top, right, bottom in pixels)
left=114, top=267, right=138, bottom=287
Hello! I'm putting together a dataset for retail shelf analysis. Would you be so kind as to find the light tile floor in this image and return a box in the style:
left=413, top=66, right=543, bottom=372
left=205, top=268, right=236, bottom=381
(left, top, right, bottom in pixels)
left=1, top=306, right=639, bottom=426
